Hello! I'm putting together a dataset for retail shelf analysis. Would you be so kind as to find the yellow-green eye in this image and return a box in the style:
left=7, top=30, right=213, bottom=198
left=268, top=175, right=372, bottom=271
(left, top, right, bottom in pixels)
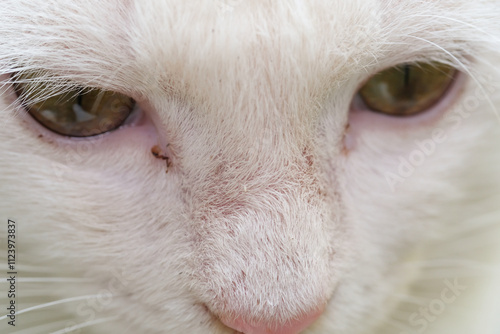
left=14, top=74, right=135, bottom=137
left=358, top=62, right=457, bottom=116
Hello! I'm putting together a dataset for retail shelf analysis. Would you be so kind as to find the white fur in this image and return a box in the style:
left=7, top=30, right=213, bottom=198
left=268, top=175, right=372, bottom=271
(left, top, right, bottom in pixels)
left=1, top=0, right=500, bottom=333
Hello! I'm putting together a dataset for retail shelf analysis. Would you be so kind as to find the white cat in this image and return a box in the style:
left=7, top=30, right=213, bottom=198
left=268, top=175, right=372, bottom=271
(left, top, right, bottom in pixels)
left=1, top=0, right=500, bottom=333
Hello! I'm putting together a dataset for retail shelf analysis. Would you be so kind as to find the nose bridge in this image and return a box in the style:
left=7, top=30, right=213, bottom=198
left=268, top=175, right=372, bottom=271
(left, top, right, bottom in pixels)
left=169, top=53, right=332, bottom=322
left=192, top=124, right=319, bottom=220
left=187, top=133, right=331, bottom=325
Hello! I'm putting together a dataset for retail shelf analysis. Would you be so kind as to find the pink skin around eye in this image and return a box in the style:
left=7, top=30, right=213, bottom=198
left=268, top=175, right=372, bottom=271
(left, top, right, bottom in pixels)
left=345, top=71, right=466, bottom=151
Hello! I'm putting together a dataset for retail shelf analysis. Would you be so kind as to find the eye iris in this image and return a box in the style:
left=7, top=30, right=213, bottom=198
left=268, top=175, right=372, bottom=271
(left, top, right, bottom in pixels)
left=14, top=74, right=135, bottom=137
left=358, top=62, right=456, bottom=116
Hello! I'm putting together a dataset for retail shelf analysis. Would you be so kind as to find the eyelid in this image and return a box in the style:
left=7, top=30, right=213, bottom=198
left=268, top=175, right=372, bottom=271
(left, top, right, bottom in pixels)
left=353, top=62, right=459, bottom=117
left=12, top=71, right=138, bottom=138
left=349, top=67, right=466, bottom=129
left=6, top=76, right=144, bottom=143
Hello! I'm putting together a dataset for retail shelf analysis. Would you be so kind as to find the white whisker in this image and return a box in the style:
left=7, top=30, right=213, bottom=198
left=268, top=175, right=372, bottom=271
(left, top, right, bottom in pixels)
left=0, top=277, right=91, bottom=283
left=49, top=316, right=118, bottom=334
left=408, top=35, right=500, bottom=123
left=0, top=294, right=102, bottom=321
left=410, top=14, right=499, bottom=42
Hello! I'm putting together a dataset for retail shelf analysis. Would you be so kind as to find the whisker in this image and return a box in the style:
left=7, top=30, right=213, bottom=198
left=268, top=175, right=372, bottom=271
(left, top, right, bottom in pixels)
left=409, top=14, right=499, bottom=42
left=0, top=277, right=91, bottom=283
left=0, top=294, right=102, bottom=321
left=49, top=316, right=118, bottom=334
left=407, top=35, right=500, bottom=123
left=402, top=258, right=499, bottom=269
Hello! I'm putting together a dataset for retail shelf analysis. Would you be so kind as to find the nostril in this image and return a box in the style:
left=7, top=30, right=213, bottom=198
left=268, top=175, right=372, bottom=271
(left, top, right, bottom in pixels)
left=220, top=307, right=324, bottom=334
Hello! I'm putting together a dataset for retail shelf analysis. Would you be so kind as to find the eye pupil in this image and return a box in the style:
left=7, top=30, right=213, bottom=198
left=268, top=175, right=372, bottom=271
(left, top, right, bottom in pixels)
left=404, top=64, right=410, bottom=87
left=358, top=62, right=456, bottom=116
left=13, top=73, right=135, bottom=137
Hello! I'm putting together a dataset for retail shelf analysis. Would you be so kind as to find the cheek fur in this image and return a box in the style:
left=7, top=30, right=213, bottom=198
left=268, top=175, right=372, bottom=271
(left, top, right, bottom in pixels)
left=1, top=1, right=500, bottom=334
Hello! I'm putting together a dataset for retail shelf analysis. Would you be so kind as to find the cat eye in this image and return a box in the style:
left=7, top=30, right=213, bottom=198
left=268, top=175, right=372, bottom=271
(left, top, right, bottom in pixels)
left=358, top=62, right=457, bottom=116
left=13, top=73, right=135, bottom=137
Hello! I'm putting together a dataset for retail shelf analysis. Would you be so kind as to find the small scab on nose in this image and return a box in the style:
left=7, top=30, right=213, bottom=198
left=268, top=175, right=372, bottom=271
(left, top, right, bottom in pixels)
left=151, top=144, right=171, bottom=173
left=151, top=145, right=163, bottom=157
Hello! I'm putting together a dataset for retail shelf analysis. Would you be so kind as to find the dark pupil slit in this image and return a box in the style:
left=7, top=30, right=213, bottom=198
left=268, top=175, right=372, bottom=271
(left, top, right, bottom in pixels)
left=404, top=64, right=410, bottom=87
left=357, top=61, right=456, bottom=117
left=77, top=91, right=83, bottom=105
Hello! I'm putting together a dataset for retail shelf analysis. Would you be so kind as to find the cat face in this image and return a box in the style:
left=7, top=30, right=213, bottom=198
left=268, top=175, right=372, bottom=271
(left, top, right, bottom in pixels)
left=1, top=1, right=500, bottom=333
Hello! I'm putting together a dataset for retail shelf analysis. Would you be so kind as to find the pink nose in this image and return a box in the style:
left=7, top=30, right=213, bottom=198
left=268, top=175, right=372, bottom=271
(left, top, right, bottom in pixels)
left=221, top=308, right=324, bottom=334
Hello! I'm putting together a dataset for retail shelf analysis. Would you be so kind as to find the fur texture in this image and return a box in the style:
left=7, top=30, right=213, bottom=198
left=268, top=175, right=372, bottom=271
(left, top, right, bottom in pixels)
left=1, top=0, right=500, bottom=333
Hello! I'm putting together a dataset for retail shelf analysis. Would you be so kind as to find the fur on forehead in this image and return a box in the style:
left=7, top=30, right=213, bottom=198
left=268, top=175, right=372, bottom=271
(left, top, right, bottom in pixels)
left=0, top=0, right=499, bottom=101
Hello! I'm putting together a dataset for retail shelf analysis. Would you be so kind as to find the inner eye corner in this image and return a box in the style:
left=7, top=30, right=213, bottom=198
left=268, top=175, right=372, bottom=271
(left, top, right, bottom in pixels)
left=353, top=61, right=460, bottom=118
left=11, top=72, right=137, bottom=138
